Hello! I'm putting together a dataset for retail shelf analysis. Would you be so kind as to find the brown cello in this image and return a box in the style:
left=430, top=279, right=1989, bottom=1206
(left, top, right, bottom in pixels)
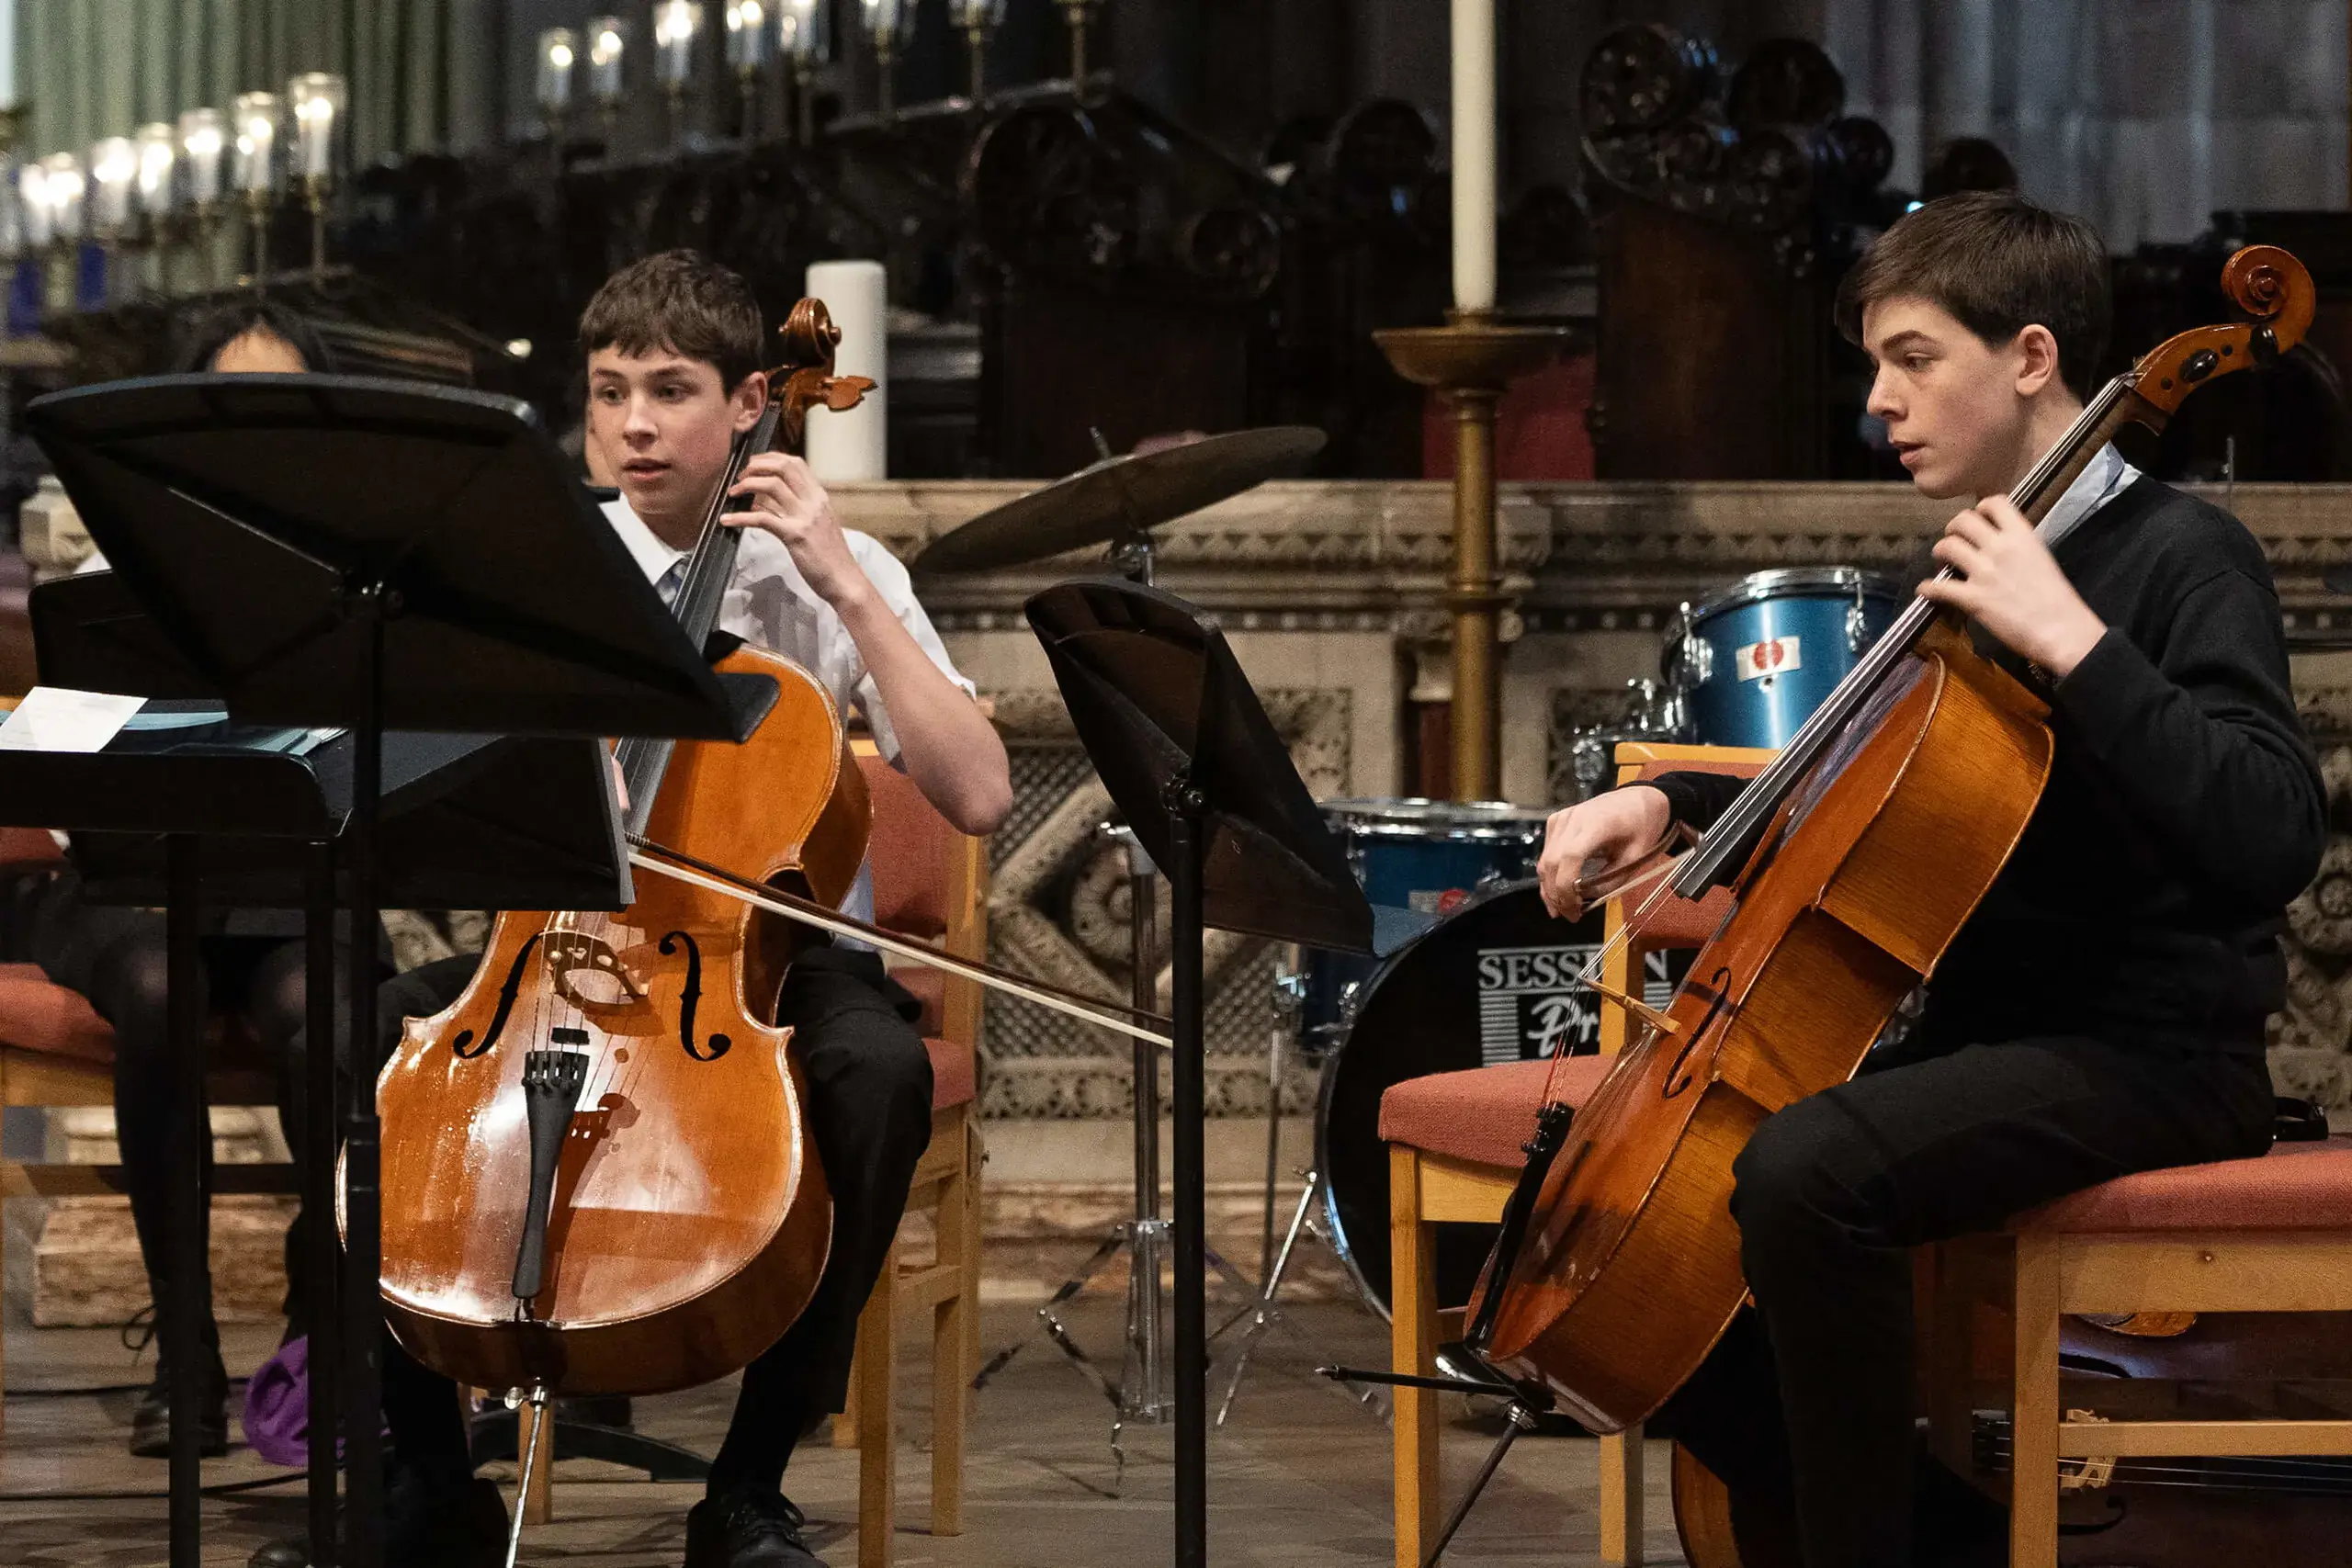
left=373, top=299, right=879, bottom=1399
left=1463, top=246, right=2318, bottom=1437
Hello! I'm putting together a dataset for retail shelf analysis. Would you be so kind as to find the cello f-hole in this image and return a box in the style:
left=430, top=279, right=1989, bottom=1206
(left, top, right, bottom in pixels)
left=1663, top=966, right=1733, bottom=1100
left=453, top=932, right=545, bottom=1059
left=660, top=930, right=732, bottom=1061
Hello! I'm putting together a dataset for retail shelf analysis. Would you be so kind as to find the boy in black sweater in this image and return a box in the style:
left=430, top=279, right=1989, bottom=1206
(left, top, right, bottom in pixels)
left=1536, top=191, right=2325, bottom=1567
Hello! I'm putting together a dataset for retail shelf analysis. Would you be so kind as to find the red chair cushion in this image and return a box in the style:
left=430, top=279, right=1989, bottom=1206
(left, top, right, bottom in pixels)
left=1378, top=1055, right=1615, bottom=1169
left=2017, top=1136, right=2352, bottom=1234
left=895, top=967, right=947, bottom=1037
left=0, top=962, right=116, bottom=1064
left=925, top=1034, right=975, bottom=1111
left=854, top=752, right=960, bottom=941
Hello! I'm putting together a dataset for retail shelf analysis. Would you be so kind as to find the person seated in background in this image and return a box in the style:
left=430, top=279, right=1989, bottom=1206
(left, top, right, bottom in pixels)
left=7, top=300, right=345, bottom=1458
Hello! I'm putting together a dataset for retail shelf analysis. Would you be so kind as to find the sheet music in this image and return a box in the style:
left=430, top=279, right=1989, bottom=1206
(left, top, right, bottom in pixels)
left=0, top=687, right=146, bottom=753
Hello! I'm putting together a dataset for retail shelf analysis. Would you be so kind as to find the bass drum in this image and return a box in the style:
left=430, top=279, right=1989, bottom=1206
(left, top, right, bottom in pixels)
left=1316, top=883, right=1609, bottom=1318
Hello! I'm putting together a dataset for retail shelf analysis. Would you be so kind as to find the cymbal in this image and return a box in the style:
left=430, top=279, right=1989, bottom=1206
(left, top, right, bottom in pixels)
left=913, top=426, right=1327, bottom=574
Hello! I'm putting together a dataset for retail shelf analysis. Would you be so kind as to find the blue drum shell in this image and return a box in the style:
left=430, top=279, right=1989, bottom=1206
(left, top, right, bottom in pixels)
left=1682, top=587, right=1899, bottom=750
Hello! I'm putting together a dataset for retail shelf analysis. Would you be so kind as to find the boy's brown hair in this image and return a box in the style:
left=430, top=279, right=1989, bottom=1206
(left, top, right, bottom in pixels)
left=1835, top=190, right=2110, bottom=400
left=579, top=249, right=764, bottom=390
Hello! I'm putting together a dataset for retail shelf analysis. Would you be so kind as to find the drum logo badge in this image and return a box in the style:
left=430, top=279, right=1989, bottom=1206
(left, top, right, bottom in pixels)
left=1477, top=943, right=1600, bottom=1064
left=1735, top=636, right=1801, bottom=682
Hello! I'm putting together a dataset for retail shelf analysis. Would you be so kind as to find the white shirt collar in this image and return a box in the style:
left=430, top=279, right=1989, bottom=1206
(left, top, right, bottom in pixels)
left=599, top=496, right=687, bottom=585
left=2036, top=442, right=2139, bottom=551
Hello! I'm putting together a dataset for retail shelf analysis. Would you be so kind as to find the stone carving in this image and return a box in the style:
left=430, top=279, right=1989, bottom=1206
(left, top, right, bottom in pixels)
left=980, top=686, right=1350, bottom=1120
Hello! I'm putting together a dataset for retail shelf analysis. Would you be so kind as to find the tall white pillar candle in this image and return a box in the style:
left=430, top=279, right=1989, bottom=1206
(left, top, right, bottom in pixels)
left=802, top=259, right=888, bottom=481
left=1449, top=0, right=1497, bottom=314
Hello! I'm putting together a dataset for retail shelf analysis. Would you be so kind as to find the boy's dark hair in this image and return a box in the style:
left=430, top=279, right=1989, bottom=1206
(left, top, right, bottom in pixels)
left=174, top=299, right=334, bottom=374
left=1835, top=189, right=2110, bottom=400
left=579, top=249, right=764, bottom=390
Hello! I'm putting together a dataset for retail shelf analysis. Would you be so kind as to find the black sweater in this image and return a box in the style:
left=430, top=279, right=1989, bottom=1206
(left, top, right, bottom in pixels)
left=1645, top=477, right=2325, bottom=1053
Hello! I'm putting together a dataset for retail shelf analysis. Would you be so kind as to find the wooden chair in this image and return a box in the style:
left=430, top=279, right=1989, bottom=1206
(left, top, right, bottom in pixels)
left=829, top=746, right=987, bottom=1568
left=1925, top=1137, right=2352, bottom=1564
left=0, top=825, right=296, bottom=1441
left=1378, top=742, right=1769, bottom=1568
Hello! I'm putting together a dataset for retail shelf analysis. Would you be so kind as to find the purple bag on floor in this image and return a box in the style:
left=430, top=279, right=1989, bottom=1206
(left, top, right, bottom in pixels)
left=241, top=1335, right=311, bottom=1467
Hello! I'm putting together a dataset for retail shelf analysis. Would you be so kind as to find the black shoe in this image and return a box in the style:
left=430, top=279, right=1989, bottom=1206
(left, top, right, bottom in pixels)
left=246, top=1540, right=308, bottom=1568
left=389, top=1470, right=510, bottom=1568
left=129, top=1358, right=229, bottom=1460
left=684, top=1488, right=821, bottom=1568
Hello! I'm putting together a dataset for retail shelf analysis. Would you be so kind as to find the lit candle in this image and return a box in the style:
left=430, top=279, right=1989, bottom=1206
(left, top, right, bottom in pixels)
left=588, top=17, right=628, bottom=106
left=726, top=3, right=768, bottom=73
left=232, top=91, right=278, bottom=195
left=778, top=0, right=822, bottom=61
left=863, top=0, right=904, bottom=48
left=40, top=152, right=84, bottom=244
left=88, top=137, right=135, bottom=233
left=1449, top=0, right=1496, bottom=313
left=178, top=107, right=225, bottom=206
left=134, top=122, right=176, bottom=220
left=17, top=162, right=49, bottom=250
left=654, top=1, right=703, bottom=89
left=538, top=28, right=579, bottom=115
left=287, top=74, right=345, bottom=181
left=950, top=0, right=1003, bottom=27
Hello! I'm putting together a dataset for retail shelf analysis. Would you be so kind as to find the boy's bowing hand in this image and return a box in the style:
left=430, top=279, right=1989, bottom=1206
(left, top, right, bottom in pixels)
left=1915, top=495, right=2109, bottom=679
left=722, top=450, right=871, bottom=612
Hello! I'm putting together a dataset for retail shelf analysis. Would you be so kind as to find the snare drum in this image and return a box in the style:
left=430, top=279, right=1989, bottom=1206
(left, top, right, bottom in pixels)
left=1664, top=568, right=1903, bottom=749
left=1288, top=798, right=1552, bottom=1051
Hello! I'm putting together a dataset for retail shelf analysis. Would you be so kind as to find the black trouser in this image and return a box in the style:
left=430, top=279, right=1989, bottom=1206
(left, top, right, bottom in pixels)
left=1651, top=1022, right=2277, bottom=1568
left=0, top=868, right=315, bottom=1363
left=373, top=944, right=936, bottom=1496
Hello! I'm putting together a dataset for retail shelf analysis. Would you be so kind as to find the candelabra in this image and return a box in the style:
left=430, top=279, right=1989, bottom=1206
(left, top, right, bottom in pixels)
left=88, top=137, right=134, bottom=305
left=537, top=28, right=578, bottom=152
left=37, top=152, right=85, bottom=311
left=778, top=0, right=823, bottom=144
left=588, top=17, right=628, bottom=146
left=863, top=0, right=904, bottom=121
left=232, top=90, right=278, bottom=286
left=133, top=121, right=176, bottom=294
left=654, top=1, right=705, bottom=147
left=725, top=2, right=769, bottom=140
left=953, top=0, right=1003, bottom=105
left=178, top=107, right=227, bottom=291
left=288, top=73, right=345, bottom=283
left=1060, top=0, right=1103, bottom=81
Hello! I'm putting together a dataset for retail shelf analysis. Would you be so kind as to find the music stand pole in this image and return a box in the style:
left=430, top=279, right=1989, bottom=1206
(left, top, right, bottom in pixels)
left=165, top=835, right=205, bottom=1564
left=1128, top=832, right=1166, bottom=1422
left=1164, top=782, right=1207, bottom=1568
left=303, top=840, right=342, bottom=1568
left=335, top=588, right=390, bottom=1568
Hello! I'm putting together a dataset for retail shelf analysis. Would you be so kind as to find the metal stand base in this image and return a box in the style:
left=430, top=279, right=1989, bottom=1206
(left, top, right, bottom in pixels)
left=1317, top=1353, right=1555, bottom=1568
left=1209, top=1170, right=1384, bottom=1427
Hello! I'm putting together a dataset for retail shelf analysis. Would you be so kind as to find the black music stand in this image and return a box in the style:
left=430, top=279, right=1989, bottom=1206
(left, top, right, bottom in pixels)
left=25, top=373, right=753, bottom=1568
left=1025, top=579, right=1394, bottom=1568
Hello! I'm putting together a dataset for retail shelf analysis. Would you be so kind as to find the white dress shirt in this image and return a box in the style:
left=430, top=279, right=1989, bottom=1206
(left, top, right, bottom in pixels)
left=2035, top=441, right=2140, bottom=551
left=600, top=496, right=975, bottom=933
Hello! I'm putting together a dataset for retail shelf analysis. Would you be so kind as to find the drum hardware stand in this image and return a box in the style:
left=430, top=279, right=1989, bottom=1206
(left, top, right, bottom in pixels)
left=970, top=822, right=1257, bottom=1483
left=1207, top=967, right=1385, bottom=1427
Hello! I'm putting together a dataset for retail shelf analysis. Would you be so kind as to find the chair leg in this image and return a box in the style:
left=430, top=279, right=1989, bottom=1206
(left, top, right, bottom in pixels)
left=1925, top=1243, right=1977, bottom=1481
left=2008, top=1236, right=2060, bottom=1568
left=1600, top=1425, right=1644, bottom=1566
left=1390, top=1145, right=1439, bottom=1568
left=0, top=1176, right=9, bottom=1441
left=835, top=1355, right=863, bottom=1449
left=856, top=1237, right=899, bottom=1568
left=931, top=1119, right=973, bottom=1538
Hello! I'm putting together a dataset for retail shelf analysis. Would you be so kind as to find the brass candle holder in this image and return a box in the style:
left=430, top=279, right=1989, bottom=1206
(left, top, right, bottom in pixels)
left=1374, top=313, right=1568, bottom=801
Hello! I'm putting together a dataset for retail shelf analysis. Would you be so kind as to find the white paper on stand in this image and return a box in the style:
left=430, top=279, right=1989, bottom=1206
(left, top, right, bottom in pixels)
left=803, top=259, right=888, bottom=482
left=0, top=687, right=147, bottom=752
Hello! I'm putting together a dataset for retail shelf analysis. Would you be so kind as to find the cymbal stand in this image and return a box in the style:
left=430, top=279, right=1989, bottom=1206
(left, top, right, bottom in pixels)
left=1209, top=966, right=1384, bottom=1426
left=970, top=823, right=1257, bottom=1482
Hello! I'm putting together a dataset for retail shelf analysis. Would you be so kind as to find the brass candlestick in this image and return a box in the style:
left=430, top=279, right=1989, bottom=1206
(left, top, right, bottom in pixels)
left=1374, top=314, right=1567, bottom=801
left=243, top=186, right=272, bottom=287
left=1059, top=0, right=1102, bottom=81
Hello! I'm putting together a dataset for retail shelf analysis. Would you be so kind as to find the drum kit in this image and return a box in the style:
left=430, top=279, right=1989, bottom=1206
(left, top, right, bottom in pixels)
left=915, top=431, right=1908, bottom=1440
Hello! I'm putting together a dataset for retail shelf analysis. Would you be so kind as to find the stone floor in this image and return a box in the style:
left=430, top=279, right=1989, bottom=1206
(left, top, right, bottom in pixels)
left=0, top=1291, right=1689, bottom=1567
